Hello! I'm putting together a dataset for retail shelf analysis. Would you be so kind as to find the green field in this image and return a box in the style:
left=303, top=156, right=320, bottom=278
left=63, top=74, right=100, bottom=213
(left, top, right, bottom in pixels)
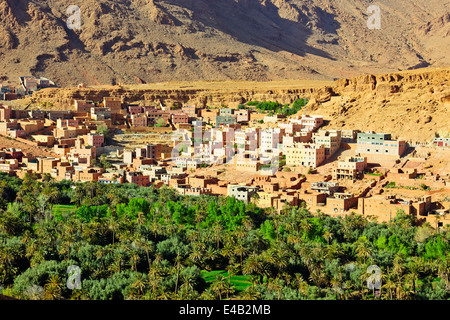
left=201, top=270, right=253, bottom=292
left=52, top=204, right=77, bottom=217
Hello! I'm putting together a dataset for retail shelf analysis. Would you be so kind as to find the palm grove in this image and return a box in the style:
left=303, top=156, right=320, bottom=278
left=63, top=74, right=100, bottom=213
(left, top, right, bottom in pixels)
left=0, top=172, right=448, bottom=300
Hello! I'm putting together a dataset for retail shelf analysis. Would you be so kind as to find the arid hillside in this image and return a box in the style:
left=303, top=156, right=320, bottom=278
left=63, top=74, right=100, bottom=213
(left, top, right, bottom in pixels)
left=0, top=0, right=449, bottom=86
left=28, top=67, right=450, bottom=144
left=309, top=67, right=450, bottom=143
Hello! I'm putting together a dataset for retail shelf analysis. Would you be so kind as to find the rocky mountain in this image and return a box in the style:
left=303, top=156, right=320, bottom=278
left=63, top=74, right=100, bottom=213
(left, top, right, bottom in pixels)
left=0, top=0, right=449, bottom=86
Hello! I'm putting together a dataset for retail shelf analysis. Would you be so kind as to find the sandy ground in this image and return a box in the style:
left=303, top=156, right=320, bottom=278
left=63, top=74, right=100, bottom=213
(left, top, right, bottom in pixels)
left=0, top=135, right=56, bottom=158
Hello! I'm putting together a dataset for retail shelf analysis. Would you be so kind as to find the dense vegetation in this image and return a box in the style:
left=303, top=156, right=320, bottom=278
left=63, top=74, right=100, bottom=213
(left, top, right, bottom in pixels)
left=0, top=172, right=448, bottom=300
left=247, top=99, right=308, bottom=117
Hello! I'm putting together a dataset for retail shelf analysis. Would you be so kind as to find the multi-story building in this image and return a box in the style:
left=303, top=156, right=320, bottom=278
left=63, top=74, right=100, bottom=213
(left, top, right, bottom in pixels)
left=87, top=133, right=105, bottom=148
left=75, top=168, right=103, bottom=182
left=171, top=113, right=189, bottom=125
left=57, top=119, right=79, bottom=128
left=282, top=131, right=312, bottom=150
left=128, top=105, right=144, bottom=115
left=123, top=149, right=136, bottom=164
left=227, top=185, right=259, bottom=204
left=235, top=109, right=250, bottom=123
left=290, top=115, right=324, bottom=132
left=17, top=120, right=45, bottom=136
left=32, top=135, right=55, bottom=147
left=74, top=100, right=95, bottom=113
left=0, top=159, right=19, bottom=172
left=235, top=128, right=260, bottom=152
left=182, top=105, right=199, bottom=118
left=103, top=97, right=122, bottom=114
left=146, top=110, right=170, bottom=126
left=38, top=157, right=61, bottom=174
left=219, top=108, right=234, bottom=117
left=48, top=111, right=72, bottom=121
left=310, top=181, right=339, bottom=196
left=285, top=143, right=326, bottom=168
left=313, top=129, right=341, bottom=159
left=0, top=104, right=12, bottom=121
left=23, top=77, right=38, bottom=92
left=278, top=123, right=303, bottom=135
left=125, top=171, right=150, bottom=187
left=130, top=113, right=148, bottom=127
left=259, top=128, right=283, bottom=155
left=215, top=115, right=237, bottom=128
left=53, top=126, right=89, bottom=140
left=358, top=195, right=432, bottom=223
left=356, top=132, right=407, bottom=161
left=332, top=156, right=367, bottom=180
left=135, top=144, right=161, bottom=159
left=91, top=107, right=111, bottom=121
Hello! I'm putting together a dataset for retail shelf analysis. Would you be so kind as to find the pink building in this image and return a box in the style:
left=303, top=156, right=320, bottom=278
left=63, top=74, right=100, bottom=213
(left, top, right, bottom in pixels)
left=130, top=114, right=148, bottom=127
left=128, top=105, right=144, bottom=115
left=74, top=100, right=95, bottom=113
left=235, top=109, right=250, bottom=123
left=171, top=113, right=189, bottom=125
left=57, top=119, right=79, bottom=128
left=0, top=104, right=12, bottom=121
left=87, top=133, right=105, bottom=148
left=125, top=171, right=150, bottom=187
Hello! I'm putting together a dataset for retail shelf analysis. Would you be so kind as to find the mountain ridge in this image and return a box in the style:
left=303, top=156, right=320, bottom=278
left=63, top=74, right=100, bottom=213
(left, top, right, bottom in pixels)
left=0, top=0, right=449, bottom=86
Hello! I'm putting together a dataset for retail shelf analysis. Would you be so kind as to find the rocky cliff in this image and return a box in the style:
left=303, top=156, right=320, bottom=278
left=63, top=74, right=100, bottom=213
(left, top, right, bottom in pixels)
left=29, top=67, right=450, bottom=143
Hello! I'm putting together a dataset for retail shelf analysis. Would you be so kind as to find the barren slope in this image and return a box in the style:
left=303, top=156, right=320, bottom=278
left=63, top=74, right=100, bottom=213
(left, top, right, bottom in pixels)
left=0, top=0, right=449, bottom=86
left=308, top=67, right=450, bottom=143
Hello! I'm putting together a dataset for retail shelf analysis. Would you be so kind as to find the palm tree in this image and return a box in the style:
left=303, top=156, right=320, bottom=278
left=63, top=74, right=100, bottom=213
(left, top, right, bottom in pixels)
left=43, top=275, right=63, bottom=300
left=147, top=266, right=163, bottom=298
left=354, top=237, right=373, bottom=265
left=41, top=184, right=60, bottom=214
left=106, top=216, right=119, bottom=245
left=382, top=268, right=396, bottom=300
left=173, top=252, right=184, bottom=295
left=239, top=286, right=261, bottom=300
left=243, top=254, right=266, bottom=284
left=96, top=247, right=106, bottom=271
left=131, top=273, right=148, bottom=298
left=324, top=242, right=344, bottom=262
left=129, top=249, right=141, bottom=271
left=405, top=257, right=423, bottom=294
left=211, top=274, right=234, bottom=300
left=212, top=224, right=223, bottom=249
left=434, top=254, right=450, bottom=291
left=323, top=229, right=334, bottom=245
left=330, top=275, right=343, bottom=300
left=233, top=241, right=248, bottom=271
left=267, top=277, right=284, bottom=300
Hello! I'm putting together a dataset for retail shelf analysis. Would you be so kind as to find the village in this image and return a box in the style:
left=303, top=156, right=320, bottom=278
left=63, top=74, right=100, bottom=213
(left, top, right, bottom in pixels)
left=0, top=90, right=449, bottom=230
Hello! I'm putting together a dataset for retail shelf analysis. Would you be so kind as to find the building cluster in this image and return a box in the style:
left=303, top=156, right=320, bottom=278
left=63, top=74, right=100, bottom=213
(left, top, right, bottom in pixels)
left=0, top=96, right=448, bottom=228
left=0, top=76, right=56, bottom=100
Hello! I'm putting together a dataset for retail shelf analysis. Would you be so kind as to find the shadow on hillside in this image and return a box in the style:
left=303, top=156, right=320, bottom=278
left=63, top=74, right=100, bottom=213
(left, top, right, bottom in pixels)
left=163, top=0, right=337, bottom=60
